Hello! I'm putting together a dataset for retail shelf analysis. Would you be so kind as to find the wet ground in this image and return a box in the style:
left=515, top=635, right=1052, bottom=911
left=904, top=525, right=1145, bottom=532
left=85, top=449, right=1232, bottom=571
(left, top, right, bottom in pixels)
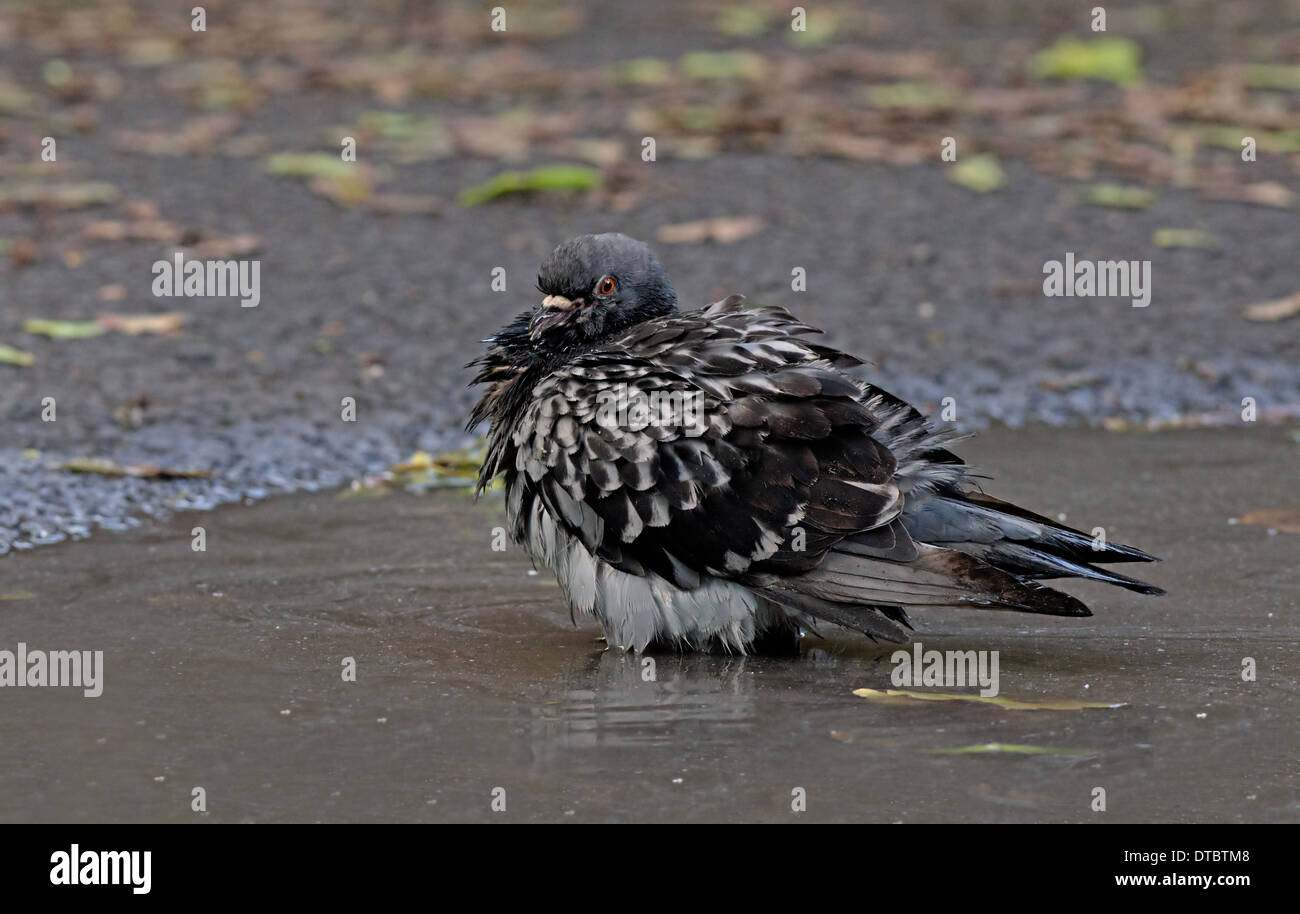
left=2, top=426, right=1296, bottom=823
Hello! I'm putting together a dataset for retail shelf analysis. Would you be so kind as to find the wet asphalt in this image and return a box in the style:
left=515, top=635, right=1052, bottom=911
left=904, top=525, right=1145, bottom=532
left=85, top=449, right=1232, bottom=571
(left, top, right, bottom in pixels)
left=1, top=0, right=1298, bottom=553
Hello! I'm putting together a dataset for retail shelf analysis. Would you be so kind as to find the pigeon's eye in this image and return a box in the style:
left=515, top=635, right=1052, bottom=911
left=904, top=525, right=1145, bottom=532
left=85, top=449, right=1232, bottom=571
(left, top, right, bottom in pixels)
left=598, top=276, right=616, bottom=296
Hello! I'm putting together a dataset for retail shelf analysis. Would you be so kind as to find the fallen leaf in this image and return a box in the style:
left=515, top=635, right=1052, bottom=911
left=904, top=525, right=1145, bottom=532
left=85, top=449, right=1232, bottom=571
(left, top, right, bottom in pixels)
left=715, top=6, right=772, bottom=38
left=391, top=451, right=436, bottom=473
left=0, top=344, right=35, bottom=367
left=81, top=219, right=182, bottom=243
left=22, top=319, right=104, bottom=339
left=122, top=37, right=182, bottom=67
left=550, top=138, right=624, bottom=168
left=457, top=165, right=599, bottom=207
left=1241, top=291, right=1300, bottom=322
left=306, top=168, right=383, bottom=207
left=932, top=743, right=1097, bottom=756
left=1080, top=182, right=1154, bottom=209
left=1153, top=228, right=1220, bottom=249
left=656, top=216, right=765, bottom=244
left=852, top=688, right=1127, bottom=710
left=612, top=58, right=673, bottom=86
left=192, top=233, right=262, bottom=258
left=81, top=221, right=128, bottom=241
left=1030, top=36, right=1143, bottom=85
left=353, top=445, right=494, bottom=495
left=792, top=133, right=895, bottom=162
left=54, top=458, right=213, bottom=479
left=113, top=115, right=240, bottom=156
left=97, top=312, right=185, bottom=336
left=1203, top=181, right=1294, bottom=208
left=24, top=313, right=185, bottom=338
left=865, top=81, right=957, bottom=110
left=679, top=51, right=766, bottom=82
left=948, top=155, right=1006, bottom=193
left=263, top=152, right=357, bottom=181
left=0, top=182, right=120, bottom=210
left=1234, top=509, right=1300, bottom=534
left=0, top=590, right=36, bottom=600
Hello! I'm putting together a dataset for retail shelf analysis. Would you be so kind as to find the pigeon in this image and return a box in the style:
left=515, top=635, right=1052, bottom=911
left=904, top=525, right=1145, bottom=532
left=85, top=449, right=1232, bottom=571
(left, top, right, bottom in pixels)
left=468, top=233, right=1163, bottom=654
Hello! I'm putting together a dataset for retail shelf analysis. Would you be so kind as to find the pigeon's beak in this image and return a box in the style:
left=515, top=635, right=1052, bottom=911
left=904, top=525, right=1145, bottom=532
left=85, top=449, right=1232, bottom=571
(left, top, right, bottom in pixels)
left=529, top=295, right=582, bottom=341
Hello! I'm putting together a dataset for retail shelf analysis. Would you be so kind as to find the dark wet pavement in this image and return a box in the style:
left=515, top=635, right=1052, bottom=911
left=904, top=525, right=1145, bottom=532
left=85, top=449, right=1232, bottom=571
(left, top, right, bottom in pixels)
left=4, top=0, right=1300, bottom=555
left=1, top=426, right=1296, bottom=822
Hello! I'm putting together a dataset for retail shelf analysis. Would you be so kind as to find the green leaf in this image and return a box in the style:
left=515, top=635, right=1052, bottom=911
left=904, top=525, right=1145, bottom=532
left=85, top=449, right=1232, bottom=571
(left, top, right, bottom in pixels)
left=263, top=152, right=356, bottom=180
left=613, top=58, right=673, bottom=86
left=1080, top=182, right=1154, bottom=209
left=679, top=51, right=766, bottom=82
left=1031, top=36, right=1143, bottom=85
left=22, top=319, right=104, bottom=340
left=1152, top=228, right=1220, bottom=250
left=864, top=82, right=957, bottom=110
left=715, top=6, right=771, bottom=37
left=948, top=154, right=1006, bottom=193
left=457, top=165, right=599, bottom=207
left=0, top=343, right=35, bottom=366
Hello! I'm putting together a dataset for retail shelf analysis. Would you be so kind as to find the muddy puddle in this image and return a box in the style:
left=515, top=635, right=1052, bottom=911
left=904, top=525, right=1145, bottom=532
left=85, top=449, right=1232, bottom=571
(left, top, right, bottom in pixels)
left=1, top=427, right=1296, bottom=822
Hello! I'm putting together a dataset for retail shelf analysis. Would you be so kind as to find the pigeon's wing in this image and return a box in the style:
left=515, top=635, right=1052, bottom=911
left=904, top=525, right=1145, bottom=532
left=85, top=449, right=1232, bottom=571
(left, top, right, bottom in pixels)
left=508, top=297, right=902, bottom=586
left=509, top=296, right=1159, bottom=643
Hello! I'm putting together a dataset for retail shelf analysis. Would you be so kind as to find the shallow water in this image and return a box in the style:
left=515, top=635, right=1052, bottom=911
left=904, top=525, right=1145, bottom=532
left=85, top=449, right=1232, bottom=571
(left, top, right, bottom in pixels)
left=1, top=427, right=1296, bottom=822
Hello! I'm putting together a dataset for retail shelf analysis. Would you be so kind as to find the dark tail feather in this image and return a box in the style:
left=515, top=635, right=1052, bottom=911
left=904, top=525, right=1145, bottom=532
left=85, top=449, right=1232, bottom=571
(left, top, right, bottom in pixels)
left=760, top=542, right=1093, bottom=643
left=947, top=492, right=1160, bottom=564
left=958, top=541, right=1166, bottom=596
left=902, top=490, right=1164, bottom=594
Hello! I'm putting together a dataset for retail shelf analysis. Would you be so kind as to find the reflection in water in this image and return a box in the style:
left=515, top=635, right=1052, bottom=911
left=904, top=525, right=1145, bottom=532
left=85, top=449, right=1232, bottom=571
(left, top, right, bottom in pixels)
left=532, top=649, right=763, bottom=751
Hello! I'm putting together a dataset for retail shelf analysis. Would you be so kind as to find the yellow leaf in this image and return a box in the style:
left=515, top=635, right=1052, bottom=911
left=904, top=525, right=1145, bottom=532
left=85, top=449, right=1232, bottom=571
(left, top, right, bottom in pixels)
left=1242, top=291, right=1300, bottom=323
left=96, top=312, right=185, bottom=336
left=852, top=688, right=1126, bottom=711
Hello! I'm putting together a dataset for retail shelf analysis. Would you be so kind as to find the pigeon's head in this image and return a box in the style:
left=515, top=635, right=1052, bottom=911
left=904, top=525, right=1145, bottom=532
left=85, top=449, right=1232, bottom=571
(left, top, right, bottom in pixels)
left=527, top=233, right=677, bottom=350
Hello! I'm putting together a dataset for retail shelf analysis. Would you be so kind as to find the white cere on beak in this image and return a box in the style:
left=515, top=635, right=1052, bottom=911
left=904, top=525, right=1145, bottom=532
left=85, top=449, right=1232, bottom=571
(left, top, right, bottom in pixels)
left=541, top=295, right=575, bottom=311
